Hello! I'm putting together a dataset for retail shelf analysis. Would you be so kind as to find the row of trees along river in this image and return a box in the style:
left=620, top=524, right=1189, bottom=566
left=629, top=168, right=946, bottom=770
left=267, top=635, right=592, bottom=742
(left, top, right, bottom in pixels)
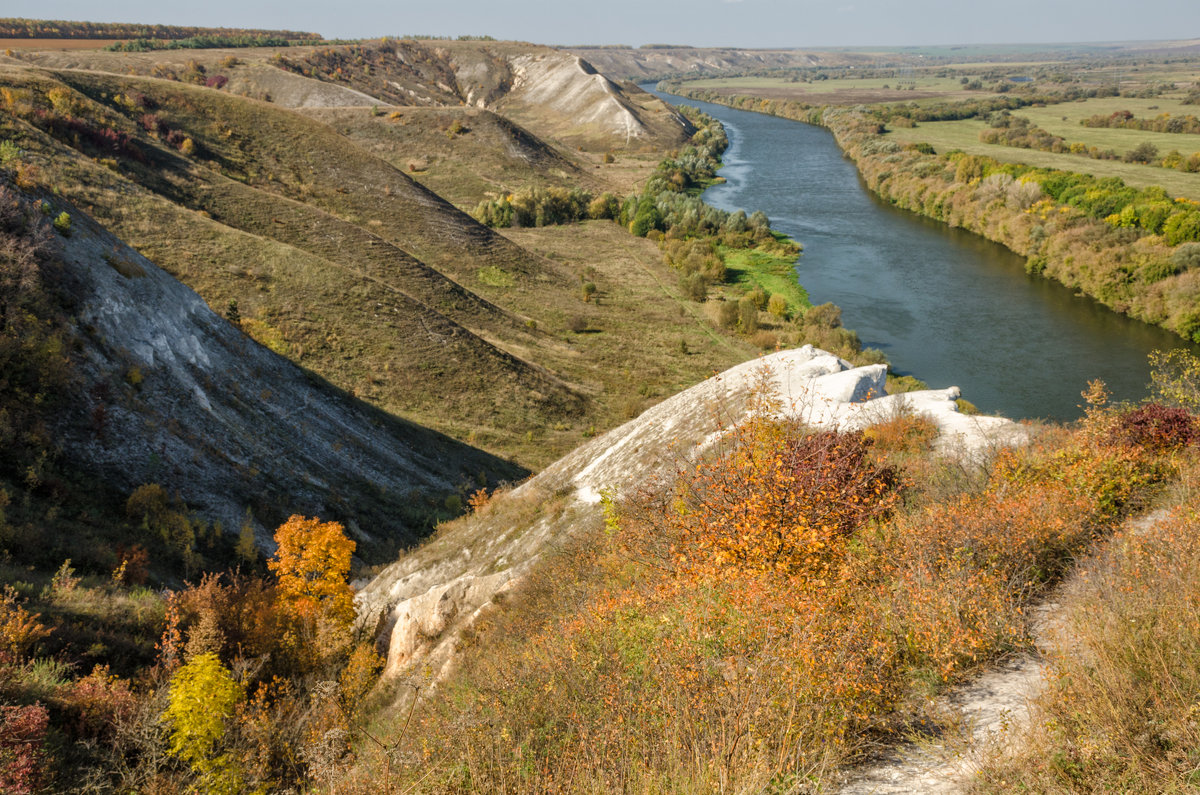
left=649, top=85, right=1199, bottom=420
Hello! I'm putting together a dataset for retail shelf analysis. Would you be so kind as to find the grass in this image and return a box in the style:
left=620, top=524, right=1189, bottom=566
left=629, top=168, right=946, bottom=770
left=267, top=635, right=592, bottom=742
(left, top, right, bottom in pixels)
left=299, top=105, right=601, bottom=210
left=1018, top=95, right=1200, bottom=151
left=500, top=221, right=759, bottom=397
left=972, top=454, right=1200, bottom=793
left=887, top=117, right=1200, bottom=201
left=719, top=240, right=810, bottom=315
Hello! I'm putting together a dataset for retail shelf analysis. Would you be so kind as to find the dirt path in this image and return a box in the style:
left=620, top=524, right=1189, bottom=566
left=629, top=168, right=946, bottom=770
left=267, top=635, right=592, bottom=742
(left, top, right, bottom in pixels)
left=837, top=510, right=1168, bottom=794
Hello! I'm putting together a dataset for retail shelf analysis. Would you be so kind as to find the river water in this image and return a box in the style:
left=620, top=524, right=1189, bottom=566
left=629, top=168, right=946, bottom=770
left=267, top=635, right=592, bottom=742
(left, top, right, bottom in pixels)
left=649, top=87, right=1198, bottom=421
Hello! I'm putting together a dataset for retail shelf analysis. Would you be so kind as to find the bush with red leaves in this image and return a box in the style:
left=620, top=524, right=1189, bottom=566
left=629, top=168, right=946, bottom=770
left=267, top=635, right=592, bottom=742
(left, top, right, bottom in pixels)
left=0, top=703, right=48, bottom=795
left=1115, top=403, right=1199, bottom=451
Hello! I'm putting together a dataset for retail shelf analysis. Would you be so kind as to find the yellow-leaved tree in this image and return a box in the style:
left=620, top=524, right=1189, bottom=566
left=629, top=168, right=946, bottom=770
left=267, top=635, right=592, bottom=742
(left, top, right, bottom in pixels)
left=267, top=515, right=355, bottom=667
left=163, top=651, right=243, bottom=793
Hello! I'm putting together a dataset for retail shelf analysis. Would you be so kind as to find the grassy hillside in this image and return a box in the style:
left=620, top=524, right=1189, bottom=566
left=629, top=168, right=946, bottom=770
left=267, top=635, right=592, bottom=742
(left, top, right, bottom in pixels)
left=300, top=105, right=597, bottom=208
left=0, top=59, right=760, bottom=467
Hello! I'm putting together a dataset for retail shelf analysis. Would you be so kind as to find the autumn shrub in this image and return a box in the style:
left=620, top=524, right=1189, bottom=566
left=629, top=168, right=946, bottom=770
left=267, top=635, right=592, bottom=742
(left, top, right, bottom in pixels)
left=60, top=664, right=137, bottom=739
left=164, top=651, right=245, bottom=791
left=1115, top=403, right=1198, bottom=451
left=0, top=703, right=48, bottom=795
left=861, top=406, right=939, bottom=457
left=0, top=586, right=51, bottom=663
left=1149, top=347, right=1200, bottom=413
left=268, top=515, right=356, bottom=669
left=626, top=421, right=899, bottom=582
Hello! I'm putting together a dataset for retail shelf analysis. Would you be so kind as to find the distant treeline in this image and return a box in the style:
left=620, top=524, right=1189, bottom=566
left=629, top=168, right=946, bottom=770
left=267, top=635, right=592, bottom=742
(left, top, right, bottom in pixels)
left=105, top=35, right=297, bottom=52
left=0, top=18, right=321, bottom=41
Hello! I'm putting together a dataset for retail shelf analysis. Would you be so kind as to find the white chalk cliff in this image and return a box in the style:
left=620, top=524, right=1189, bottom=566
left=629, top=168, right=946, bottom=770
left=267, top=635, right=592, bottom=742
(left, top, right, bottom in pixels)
left=357, top=345, right=1024, bottom=682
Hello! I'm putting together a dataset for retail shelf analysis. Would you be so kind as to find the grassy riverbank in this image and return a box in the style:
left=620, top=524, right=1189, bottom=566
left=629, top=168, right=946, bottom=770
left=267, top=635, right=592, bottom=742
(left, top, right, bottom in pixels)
left=661, top=82, right=1200, bottom=344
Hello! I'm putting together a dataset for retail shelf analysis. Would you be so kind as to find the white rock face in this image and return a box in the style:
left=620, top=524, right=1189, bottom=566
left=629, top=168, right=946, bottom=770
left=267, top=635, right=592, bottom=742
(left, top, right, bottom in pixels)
left=51, top=197, right=518, bottom=548
left=505, top=53, right=649, bottom=141
left=358, top=345, right=1025, bottom=682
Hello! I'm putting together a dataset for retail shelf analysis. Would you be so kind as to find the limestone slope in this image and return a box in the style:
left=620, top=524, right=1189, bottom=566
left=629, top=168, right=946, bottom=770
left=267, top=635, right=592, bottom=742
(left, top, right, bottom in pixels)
left=358, top=345, right=1023, bottom=681
left=49, top=191, right=524, bottom=552
left=15, top=40, right=697, bottom=152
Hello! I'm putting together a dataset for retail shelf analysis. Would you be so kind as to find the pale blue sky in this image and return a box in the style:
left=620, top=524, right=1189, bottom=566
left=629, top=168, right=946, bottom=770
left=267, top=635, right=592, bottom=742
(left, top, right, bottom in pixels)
left=6, top=0, right=1199, bottom=49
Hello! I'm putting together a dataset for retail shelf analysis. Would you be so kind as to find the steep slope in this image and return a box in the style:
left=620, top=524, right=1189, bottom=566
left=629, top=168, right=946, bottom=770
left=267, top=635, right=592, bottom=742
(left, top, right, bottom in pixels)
left=300, top=105, right=597, bottom=208
left=497, top=52, right=694, bottom=149
left=21, top=185, right=525, bottom=553
left=0, top=65, right=598, bottom=464
left=358, top=345, right=1022, bottom=681
left=48, top=68, right=554, bottom=285
left=15, top=40, right=697, bottom=152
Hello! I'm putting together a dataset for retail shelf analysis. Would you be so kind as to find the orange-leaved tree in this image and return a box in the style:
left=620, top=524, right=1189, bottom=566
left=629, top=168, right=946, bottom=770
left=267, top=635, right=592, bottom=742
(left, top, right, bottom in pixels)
left=268, top=515, right=355, bottom=627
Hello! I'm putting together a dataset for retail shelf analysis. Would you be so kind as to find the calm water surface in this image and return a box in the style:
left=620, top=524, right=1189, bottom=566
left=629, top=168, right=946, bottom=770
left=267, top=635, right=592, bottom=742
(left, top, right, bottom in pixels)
left=650, top=87, right=1199, bottom=421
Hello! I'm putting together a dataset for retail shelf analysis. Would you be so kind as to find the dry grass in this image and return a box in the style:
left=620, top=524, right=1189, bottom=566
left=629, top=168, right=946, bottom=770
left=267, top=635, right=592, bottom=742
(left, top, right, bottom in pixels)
left=972, top=453, right=1200, bottom=793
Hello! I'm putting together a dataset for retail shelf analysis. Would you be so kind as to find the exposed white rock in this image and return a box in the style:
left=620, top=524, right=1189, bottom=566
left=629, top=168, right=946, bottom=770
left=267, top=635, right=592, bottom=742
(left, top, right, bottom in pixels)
left=505, top=53, right=648, bottom=141
left=50, top=195, right=517, bottom=548
left=358, top=345, right=1024, bottom=683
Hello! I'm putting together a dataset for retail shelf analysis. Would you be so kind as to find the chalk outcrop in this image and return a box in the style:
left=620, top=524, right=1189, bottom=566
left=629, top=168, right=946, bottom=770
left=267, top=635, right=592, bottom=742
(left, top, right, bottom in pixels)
left=358, top=345, right=1024, bottom=682
left=50, top=197, right=521, bottom=548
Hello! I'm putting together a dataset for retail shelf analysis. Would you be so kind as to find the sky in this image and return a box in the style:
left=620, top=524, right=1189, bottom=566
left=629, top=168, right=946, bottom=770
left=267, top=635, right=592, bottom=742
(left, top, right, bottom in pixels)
left=6, top=0, right=1200, bottom=49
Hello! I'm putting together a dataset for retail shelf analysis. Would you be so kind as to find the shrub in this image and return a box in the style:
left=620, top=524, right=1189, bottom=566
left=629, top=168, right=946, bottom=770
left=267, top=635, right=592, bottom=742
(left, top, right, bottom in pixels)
left=0, top=703, right=48, bottom=795
left=1149, top=348, right=1200, bottom=412
left=678, top=271, right=707, bottom=302
left=1115, top=403, right=1198, bottom=451
left=1171, top=242, right=1200, bottom=272
left=715, top=300, right=738, bottom=329
left=51, top=211, right=70, bottom=236
left=804, top=302, right=843, bottom=328
left=631, top=422, right=899, bottom=580
left=737, top=296, right=759, bottom=333
left=164, top=652, right=244, bottom=790
left=268, top=515, right=355, bottom=629
left=0, top=586, right=51, bottom=662
left=1122, top=141, right=1159, bottom=163
left=767, top=293, right=789, bottom=319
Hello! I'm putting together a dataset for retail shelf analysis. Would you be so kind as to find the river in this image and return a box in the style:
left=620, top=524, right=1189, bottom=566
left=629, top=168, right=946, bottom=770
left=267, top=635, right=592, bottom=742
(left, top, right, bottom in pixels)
left=649, top=86, right=1199, bottom=421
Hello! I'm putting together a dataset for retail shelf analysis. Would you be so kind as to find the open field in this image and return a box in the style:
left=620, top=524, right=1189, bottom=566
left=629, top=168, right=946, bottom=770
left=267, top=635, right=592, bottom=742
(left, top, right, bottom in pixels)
left=677, top=74, right=992, bottom=106
left=888, top=118, right=1200, bottom=201
left=1018, top=95, right=1200, bottom=151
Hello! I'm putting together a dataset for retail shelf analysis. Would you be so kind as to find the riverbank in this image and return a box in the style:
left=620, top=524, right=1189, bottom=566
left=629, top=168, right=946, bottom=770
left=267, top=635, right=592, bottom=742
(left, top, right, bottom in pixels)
left=661, top=82, right=1200, bottom=346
